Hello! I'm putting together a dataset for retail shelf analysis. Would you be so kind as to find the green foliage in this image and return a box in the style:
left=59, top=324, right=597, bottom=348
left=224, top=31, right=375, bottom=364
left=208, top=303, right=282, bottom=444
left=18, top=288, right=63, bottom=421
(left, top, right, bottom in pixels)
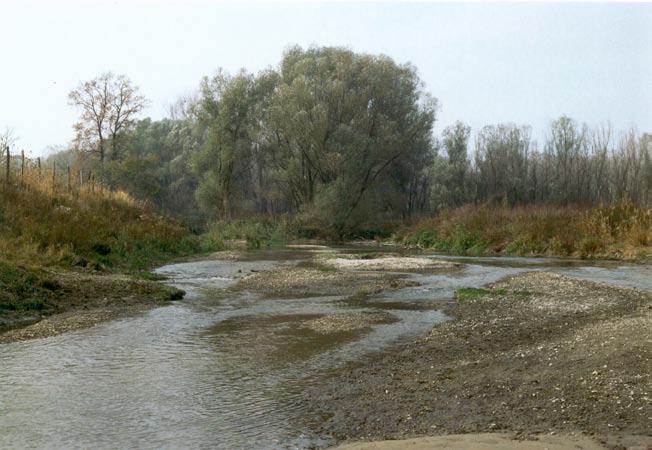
left=272, top=47, right=436, bottom=234
left=0, top=261, right=53, bottom=312
left=204, top=218, right=295, bottom=249
left=193, top=70, right=269, bottom=220
left=403, top=228, right=439, bottom=248
left=51, top=52, right=650, bottom=244
left=189, top=47, right=436, bottom=235
left=440, top=121, right=471, bottom=208
left=104, top=117, right=203, bottom=228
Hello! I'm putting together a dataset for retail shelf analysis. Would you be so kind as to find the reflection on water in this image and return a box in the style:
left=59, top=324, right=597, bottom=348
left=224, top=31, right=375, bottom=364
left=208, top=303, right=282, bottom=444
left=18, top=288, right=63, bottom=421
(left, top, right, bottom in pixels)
left=0, top=249, right=649, bottom=449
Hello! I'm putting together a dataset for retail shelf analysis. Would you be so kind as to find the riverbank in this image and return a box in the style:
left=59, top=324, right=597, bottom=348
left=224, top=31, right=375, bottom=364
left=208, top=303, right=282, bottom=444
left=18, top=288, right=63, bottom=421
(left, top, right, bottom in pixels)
left=0, top=177, right=219, bottom=343
left=0, top=268, right=184, bottom=343
left=305, top=271, right=651, bottom=449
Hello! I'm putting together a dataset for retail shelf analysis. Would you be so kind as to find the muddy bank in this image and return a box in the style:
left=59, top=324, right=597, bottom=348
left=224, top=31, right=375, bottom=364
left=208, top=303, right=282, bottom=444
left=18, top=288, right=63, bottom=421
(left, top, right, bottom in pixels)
left=304, top=272, right=651, bottom=449
left=303, top=312, right=398, bottom=334
left=0, top=270, right=184, bottom=343
left=332, top=432, right=608, bottom=450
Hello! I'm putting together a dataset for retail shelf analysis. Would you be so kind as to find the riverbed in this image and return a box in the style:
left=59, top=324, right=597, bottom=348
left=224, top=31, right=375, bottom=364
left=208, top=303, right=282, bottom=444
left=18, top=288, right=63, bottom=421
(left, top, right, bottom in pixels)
left=0, top=248, right=649, bottom=449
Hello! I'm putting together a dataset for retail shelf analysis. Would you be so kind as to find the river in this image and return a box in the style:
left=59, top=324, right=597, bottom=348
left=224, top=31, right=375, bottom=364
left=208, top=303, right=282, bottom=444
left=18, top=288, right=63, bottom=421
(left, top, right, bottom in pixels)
left=0, top=248, right=649, bottom=449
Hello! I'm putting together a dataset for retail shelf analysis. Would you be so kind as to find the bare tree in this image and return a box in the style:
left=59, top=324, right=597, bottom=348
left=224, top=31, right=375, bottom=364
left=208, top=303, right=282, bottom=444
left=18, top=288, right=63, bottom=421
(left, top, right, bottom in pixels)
left=165, top=93, right=197, bottom=121
left=589, top=124, right=612, bottom=204
left=68, top=72, right=147, bottom=164
left=107, top=74, right=148, bottom=160
left=68, top=73, right=111, bottom=162
left=0, top=127, right=18, bottom=152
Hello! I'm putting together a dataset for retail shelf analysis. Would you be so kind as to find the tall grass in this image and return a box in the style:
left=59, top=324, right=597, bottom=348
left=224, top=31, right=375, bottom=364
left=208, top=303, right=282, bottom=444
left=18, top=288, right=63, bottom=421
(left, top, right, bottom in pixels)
left=395, top=202, right=651, bottom=259
left=0, top=166, right=212, bottom=270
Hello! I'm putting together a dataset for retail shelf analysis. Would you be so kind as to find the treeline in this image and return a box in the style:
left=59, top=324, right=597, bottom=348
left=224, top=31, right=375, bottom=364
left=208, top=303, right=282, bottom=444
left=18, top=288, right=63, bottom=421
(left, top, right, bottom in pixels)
left=57, top=46, right=650, bottom=236
left=434, top=120, right=651, bottom=209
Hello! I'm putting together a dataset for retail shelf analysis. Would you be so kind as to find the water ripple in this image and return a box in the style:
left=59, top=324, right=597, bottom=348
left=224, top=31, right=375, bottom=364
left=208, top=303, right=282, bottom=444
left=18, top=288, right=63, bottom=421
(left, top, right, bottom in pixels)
left=1, top=251, right=649, bottom=449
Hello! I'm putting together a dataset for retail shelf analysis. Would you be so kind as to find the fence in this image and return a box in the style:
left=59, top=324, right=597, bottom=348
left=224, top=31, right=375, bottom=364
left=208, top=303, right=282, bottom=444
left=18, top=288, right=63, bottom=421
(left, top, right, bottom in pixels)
left=2, top=145, right=100, bottom=196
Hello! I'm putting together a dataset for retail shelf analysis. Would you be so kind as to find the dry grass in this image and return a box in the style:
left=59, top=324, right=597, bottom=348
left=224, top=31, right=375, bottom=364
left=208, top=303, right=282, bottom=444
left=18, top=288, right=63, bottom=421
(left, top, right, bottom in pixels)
left=0, top=167, right=202, bottom=334
left=396, top=202, right=651, bottom=259
left=0, top=167, right=203, bottom=270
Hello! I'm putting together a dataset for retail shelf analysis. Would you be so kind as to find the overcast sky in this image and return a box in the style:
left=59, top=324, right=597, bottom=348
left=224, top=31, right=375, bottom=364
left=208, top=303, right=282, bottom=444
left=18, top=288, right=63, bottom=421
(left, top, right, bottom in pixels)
left=1, top=1, right=650, bottom=156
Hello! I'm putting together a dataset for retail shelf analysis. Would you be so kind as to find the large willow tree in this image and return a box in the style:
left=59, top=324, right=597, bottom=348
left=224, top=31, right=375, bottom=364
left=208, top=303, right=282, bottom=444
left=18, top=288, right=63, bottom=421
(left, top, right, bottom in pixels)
left=193, top=47, right=437, bottom=233
left=266, top=47, right=437, bottom=234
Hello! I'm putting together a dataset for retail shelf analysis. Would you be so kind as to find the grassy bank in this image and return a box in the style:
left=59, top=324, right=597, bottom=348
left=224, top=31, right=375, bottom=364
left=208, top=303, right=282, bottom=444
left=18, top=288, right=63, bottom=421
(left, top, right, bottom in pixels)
left=395, top=203, right=651, bottom=260
left=0, top=178, right=218, bottom=336
left=0, top=180, right=217, bottom=271
left=0, top=261, right=184, bottom=338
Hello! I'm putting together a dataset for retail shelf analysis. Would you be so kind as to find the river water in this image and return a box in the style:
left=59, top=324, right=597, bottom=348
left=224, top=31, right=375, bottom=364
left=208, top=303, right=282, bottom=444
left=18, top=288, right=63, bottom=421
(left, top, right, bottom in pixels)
left=0, top=248, right=650, bottom=449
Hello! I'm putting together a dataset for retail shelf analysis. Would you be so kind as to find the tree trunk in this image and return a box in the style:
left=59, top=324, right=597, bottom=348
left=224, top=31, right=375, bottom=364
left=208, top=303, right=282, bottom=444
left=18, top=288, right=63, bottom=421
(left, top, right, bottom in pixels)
left=222, top=193, right=231, bottom=220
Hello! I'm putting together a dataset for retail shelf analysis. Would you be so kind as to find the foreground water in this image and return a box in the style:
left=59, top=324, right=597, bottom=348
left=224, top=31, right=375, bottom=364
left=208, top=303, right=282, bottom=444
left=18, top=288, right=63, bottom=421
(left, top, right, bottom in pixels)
left=1, top=248, right=650, bottom=449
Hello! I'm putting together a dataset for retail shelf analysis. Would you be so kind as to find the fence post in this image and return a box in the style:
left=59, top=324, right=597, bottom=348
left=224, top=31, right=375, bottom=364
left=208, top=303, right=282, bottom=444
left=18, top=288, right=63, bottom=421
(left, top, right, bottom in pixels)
left=37, top=157, right=41, bottom=180
left=52, top=161, right=56, bottom=192
left=5, top=146, right=10, bottom=186
left=20, top=150, right=25, bottom=186
left=79, top=169, right=83, bottom=190
left=66, top=164, right=71, bottom=193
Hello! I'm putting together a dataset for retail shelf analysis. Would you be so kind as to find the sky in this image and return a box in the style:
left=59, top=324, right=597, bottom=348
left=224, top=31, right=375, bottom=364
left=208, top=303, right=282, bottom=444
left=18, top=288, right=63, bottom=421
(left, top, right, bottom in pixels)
left=1, top=0, right=650, bottom=156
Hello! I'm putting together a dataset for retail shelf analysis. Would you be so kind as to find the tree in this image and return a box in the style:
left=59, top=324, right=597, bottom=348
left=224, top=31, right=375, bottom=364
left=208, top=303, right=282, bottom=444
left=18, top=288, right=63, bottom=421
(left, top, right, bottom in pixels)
left=68, top=72, right=147, bottom=164
left=52, top=52, right=648, bottom=234
left=166, top=93, right=197, bottom=121
left=545, top=116, right=587, bottom=205
left=193, top=70, right=265, bottom=219
left=441, top=121, right=471, bottom=206
left=474, top=124, right=531, bottom=205
left=0, top=127, right=18, bottom=153
left=106, top=117, right=204, bottom=225
left=265, top=46, right=437, bottom=234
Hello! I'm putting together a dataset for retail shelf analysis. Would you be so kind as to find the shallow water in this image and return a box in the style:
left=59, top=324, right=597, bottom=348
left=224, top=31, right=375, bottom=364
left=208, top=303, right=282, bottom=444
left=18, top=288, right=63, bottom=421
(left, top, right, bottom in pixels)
left=0, top=249, right=649, bottom=449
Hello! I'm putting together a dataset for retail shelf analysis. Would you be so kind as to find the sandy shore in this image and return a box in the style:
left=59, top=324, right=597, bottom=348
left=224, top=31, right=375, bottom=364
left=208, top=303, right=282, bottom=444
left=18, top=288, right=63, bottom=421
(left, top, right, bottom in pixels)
left=332, top=433, right=608, bottom=450
left=320, top=256, right=460, bottom=271
left=305, top=272, right=651, bottom=449
left=303, top=311, right=398, bottom=334
left=233, top=265, right=418, bottom=298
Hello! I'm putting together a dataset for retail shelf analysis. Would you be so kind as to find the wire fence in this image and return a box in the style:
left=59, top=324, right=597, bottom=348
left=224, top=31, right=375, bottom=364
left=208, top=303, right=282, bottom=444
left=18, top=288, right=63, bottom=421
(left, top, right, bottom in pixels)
left=1, top=145, right=102, bottom=196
